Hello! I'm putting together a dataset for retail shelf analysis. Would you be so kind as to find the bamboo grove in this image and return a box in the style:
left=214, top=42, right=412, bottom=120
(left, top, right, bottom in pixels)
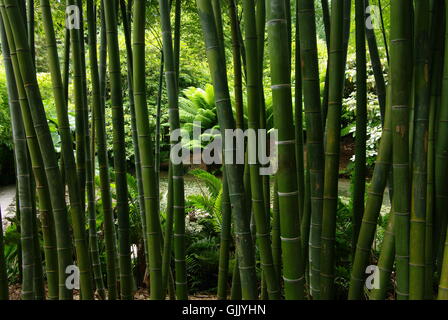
left=0, top=0, right=448, bottom=301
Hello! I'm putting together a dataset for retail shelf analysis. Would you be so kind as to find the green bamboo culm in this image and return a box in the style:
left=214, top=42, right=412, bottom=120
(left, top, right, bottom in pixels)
left=0, top=0, right=75, bottom=300
left=297, top=0, right=324, bottom=299
left=294, top=0, right=305, bottom=228
left=370, top=212, right=396, bottom=300
left=365, top=0, right=386, bottom=121
left=1, top=12, right=59, bottom=301
left=228, top=0, right=244, bottom=131
left=41, top=0, right=94, bottom=300
left=410, top=0, right=430, bottom=300
left=436, top=1, right=448, bottom=300
left=6, top=43, right=35, bottom=300
left=217, top=168, right=231, bottom=300
left=132, top=0, right=164, bottom=300
left=159, top=0, right=187, bottom=300
left=435, top=3, right=448, bottom=279
left=266, top=0, right=304, bottom=300
left=31, top=199, right=44, bottom=300
left=161, top=164, right=174, bottom=297
left=271, top=179, right=281, bottom=286
left=320, top=0, right=344, bottom=300
left=103, top=0, right=133, bottom=300
left=348, top=86, right=393, bottom=300
left=0, top=208, right=7, bottom=300
left=93, top=0, right=117, bottom=300
left=351, top=0, right=367, bottom=250
left=426, top=1, right=444, bottom=299
left=196, top=0, right=258, bottom=300
left=119, top=0, right=148, bottom=273
left=243, top=0, right=280, bottom=300
left=86, top=0, right=107, bottom=299
left=390, top=0, right=412, bottom=300
left=66, top=1, right=87, bottom=213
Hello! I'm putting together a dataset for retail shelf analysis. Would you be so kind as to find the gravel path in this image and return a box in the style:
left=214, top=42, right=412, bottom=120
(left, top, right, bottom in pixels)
left=0, top=184, right=15, bottom=229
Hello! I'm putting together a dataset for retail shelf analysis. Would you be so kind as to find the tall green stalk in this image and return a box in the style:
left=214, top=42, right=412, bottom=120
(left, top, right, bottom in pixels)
left=66, top=1, right=87, bottom=212
left=120, top=0, right=148, bottom=273
left=271, top=180, right=281, bottom=286
left=267, top=0, right=305, bottom=300
left=410, top=0, right=430, bottom=300
left=228, top=0, right=245, bottom=130
left=196, top=0, right=257, bottom=300
left=41, top=0, right=94, bottom=300
left=1, top=13, right=59, bottom=301
left=132, top=0, right=163, bottom=300
left=159, top=0, right=187, bottom=300
left=8, top=45, right=34, bottom=300
left=348, top=86, right=393, bottom=300
left=244, top=0, right=280, bottom=300
left=426, top=2, right=444, bottom=299
left=370, top=213, right=396, bottom=300
left=0, top=1, right=74, bottom=300
left=217, top=169, right=231, bottom=300
left=320, top=0, right=344, bottom=300
left=86, top=0, right=107, bottom=299
left=436, top=1, right=448, bottom=301
left=103, top=0, right=133, bottom=300
left=297, top=0, right=324, bottom=300
left=365, top=0, right=386, bottom=121
left=352, top=0, right=367, bottom=253
left=90, top=0, right=117, bottom=300
left=162, top=164, right=174, bottom=297
left=294, top=0, right=305, bottom=224
left=390, top=0, right=412, bottom=300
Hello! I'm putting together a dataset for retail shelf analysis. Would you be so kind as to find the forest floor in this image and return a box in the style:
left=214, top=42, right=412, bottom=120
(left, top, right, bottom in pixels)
left=7, top=283, right=217, bottom=300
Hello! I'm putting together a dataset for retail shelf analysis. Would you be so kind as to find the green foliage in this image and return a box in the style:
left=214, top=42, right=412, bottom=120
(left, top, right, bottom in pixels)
left=0, top=70, right=12, bottom=149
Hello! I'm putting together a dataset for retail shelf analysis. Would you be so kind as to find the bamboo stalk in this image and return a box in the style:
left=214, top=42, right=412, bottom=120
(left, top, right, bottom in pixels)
left=348, top=86, right=393, bottom=299
left=86, top=0, right=107, bottom=299
left=162, top=164, right=174, bottom=297
left=390, top=0, right=412, bottom=300
left=320, top=0, right=345, bottom=299
left=294, top=0, right=305, bottom=224
left=268, top=0, right=306, bottom=300
left=7, top=43, right=35, bottom=299
left=297, top=0, right=324, bottom=300
left=369, top=213, right=395, bottom=300
left=217, top=168, right=231, bottom=300
left=159, top=0, right=187, bottom=300
left=0, top=1, right=74, bottom=300
left=410, top=0, right=430, bottom=300
left=196, top=0, right=258, bottom=300
left=365, top=0, right=386, bottom=121
left=132, top=0, right=163, bottom=300
left=103, top=0, right=133, bottom=300
left=436, top=0, right=448, bottom=301
left=352, top=0, right=368, bottom=254
left=243, top=0, right=280, bottom=300
left=228, top=0, right=245, bottom=131
left=41, top=0, right=94, bottom=299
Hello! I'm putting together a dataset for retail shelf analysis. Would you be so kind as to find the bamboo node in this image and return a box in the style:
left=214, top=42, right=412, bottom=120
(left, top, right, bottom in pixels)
left=280, top=236, right=301, bottom=242
left=282, top=275, right=304, bottom=283
left=277, top=190, right=299, bottom=197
